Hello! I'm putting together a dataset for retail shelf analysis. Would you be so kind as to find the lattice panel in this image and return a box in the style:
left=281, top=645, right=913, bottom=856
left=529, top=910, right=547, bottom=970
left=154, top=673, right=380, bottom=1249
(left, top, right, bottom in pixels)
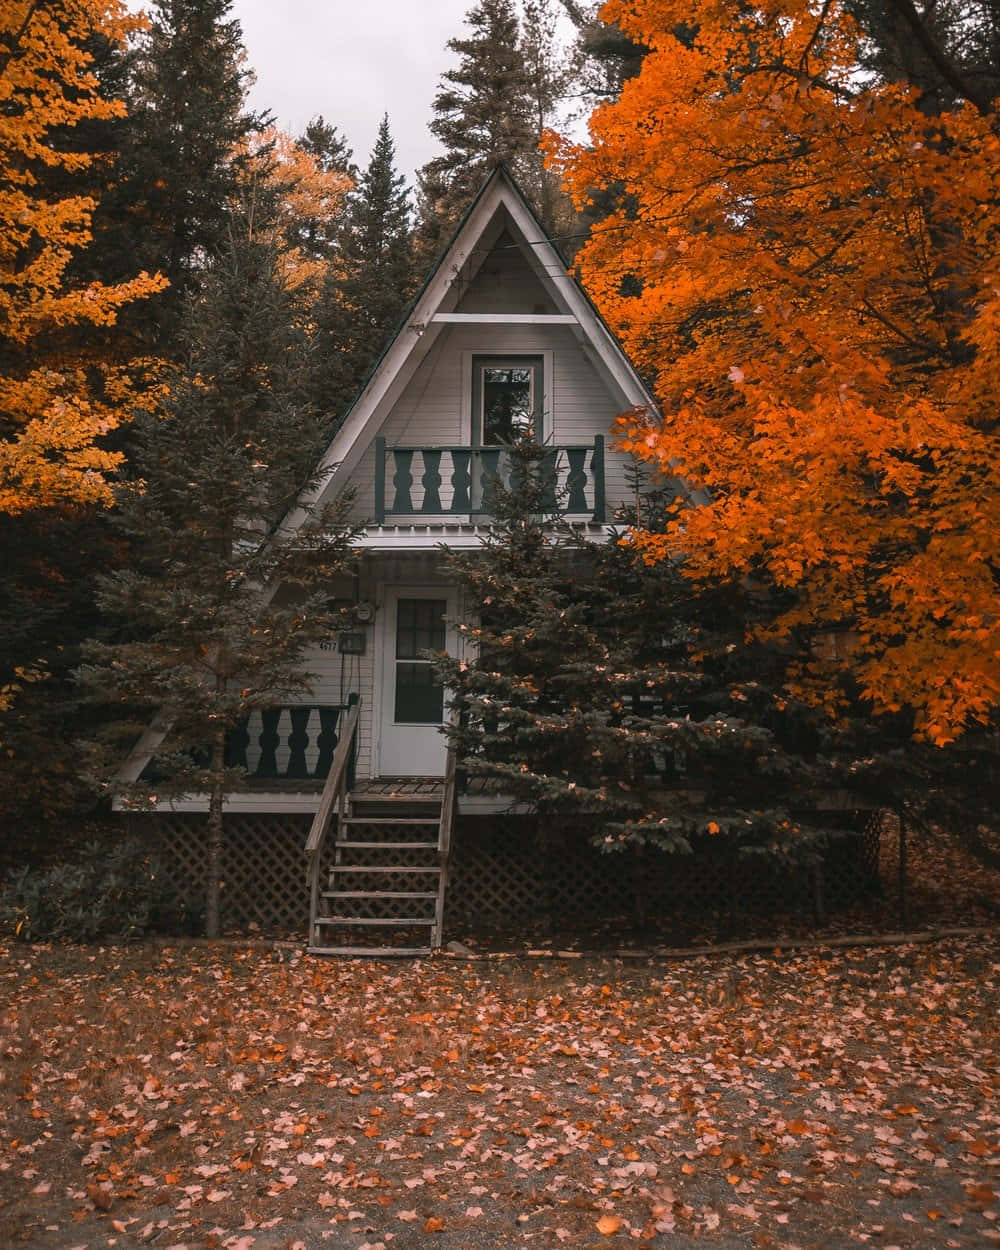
left=133, top=809, right=885, bottom=938
left=444, top=818, right=884, bottom=927
left=137, top=813, right=313, bottom=932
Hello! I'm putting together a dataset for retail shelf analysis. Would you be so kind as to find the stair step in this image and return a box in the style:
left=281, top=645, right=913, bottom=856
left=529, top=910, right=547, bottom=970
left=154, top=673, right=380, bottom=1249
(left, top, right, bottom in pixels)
left=349, top=808, right=441, bottom=818
left=351, top=792, right=442, bottom=803
left=316, top=916, right=435, bottom=926
left=308, top=945, right=432, bottom=957
left=329, top=865, right=441, bottom=874
left=342, top=817, right=440, bottom=826
left=323, top=890, right=438, bottom=900
left=335, top=840, right=438, bottom=850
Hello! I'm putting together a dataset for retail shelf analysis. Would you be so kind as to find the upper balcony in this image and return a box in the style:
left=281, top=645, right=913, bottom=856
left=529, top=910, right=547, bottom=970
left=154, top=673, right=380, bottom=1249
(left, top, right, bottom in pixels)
left=373, top=435, right=606, bottom=526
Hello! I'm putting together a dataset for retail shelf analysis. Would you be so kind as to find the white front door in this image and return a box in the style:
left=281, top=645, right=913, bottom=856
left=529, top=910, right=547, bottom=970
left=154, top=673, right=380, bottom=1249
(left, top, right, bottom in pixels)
left=378, top=588, right=457, bottom=777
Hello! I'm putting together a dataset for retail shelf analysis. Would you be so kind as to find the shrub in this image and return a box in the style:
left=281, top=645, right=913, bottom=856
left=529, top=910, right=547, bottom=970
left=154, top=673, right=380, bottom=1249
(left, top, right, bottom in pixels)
left=0, top=836, right=199, bottom=942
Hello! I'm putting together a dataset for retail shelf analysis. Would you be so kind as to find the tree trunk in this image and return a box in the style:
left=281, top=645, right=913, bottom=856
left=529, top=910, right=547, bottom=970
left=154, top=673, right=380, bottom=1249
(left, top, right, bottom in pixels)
left=205, top=726, right=227, bottom=938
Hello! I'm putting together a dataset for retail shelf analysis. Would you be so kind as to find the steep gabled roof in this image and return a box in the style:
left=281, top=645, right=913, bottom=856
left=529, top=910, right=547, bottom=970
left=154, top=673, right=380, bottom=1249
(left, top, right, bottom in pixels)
left=284, top=165, right=655, bottom=532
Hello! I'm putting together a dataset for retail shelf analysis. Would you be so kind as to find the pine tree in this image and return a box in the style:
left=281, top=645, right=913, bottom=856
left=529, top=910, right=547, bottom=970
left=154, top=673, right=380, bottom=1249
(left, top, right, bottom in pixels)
left=415, top=0, right=536, bottom=263
left=292, top=116, right=356, bottom=265
left=557, top=0, right=648, bottom=103
left=298, top=116, right=355, bottom=179
left=313, top=116, right=413, bottom=427
left=519, top=0, right=574, bottom=233
left=95, top=0, right=266, bottom=352
left=79, top=195, right=360, bottom=937
left=437, top=445, right=849, bottom=876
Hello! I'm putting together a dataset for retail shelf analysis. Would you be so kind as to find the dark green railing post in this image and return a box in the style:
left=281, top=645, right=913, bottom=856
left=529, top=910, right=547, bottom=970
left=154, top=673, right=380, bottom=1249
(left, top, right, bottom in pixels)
left=591, top=434, right=606, bottom=522
left=374, top=436, right=386, bottom=524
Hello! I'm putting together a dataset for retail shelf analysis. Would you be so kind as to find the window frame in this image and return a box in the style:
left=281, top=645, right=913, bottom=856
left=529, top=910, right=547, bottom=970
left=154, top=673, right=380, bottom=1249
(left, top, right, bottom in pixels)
left=471, top=354, right=544, bottom=447
left=463, top=350, right=552, bottom=447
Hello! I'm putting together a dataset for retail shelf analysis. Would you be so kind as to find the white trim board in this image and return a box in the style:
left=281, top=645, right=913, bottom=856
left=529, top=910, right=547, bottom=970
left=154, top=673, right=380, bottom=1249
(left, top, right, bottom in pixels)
left=432, top=313, right=577, bottom=324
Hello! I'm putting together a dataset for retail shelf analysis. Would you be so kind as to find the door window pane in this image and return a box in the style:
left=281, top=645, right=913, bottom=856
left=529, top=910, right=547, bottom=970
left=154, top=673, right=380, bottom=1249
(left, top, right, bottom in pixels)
left=396, top=598, right=446, bottom=658
left=394, top=599, right=446, bottom=724
left=394, top=663, right=445, bottom=723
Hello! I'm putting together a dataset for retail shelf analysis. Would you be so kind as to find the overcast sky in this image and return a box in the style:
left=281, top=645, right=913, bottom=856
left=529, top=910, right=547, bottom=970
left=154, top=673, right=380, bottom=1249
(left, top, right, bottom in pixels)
left=230, top=0, right=500, bottom=187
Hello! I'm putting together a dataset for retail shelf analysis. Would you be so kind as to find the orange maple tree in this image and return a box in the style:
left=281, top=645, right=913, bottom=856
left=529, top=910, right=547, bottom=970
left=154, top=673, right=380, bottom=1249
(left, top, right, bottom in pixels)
left=551, top=0, right=999, bottom=743
left=234, top=125, right=353, bottom=295
left=0, top=0, right=165, bottom=516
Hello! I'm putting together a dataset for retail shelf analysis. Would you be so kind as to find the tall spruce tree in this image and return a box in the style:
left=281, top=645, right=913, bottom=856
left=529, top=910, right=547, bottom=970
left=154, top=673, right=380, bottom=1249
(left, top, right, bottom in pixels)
left=95, top=0, right=265, bottom=352
left=79, top=193, right=360, bottom=937
left=437, top=445, right=849, bottom=875
left=415, top=0, right=536, bottom=263
left=519, top=0, right=574, bottom=233
left=557, top=1, right=649, bottom=102
left=298, top=115, right=356, bottom=179
left=312, top=116, right=413, bottom=427
left=292, top=116, right=356, bottom=265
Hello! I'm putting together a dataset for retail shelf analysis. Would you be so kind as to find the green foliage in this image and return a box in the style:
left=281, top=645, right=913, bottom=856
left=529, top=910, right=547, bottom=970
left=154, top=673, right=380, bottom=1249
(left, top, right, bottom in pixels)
left=79, top=215, right=359, bottom=775
left=76, top=196, right=362, bottom=936
left=312, top=115, right=414, bottom=424
left=558, top=0, right=649, bottom=102
left=0, top=837, right=198, bottom=943
left=415, top=0, right=537, bottom=262
left=92, top=0, right=266, bottom=352
left=0, top=509, right=121, bottom=860
left=438, top=444, right=849, bottom=866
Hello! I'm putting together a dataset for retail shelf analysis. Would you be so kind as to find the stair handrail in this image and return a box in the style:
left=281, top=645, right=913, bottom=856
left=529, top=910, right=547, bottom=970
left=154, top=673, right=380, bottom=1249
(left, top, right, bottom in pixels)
left=305, top=697, right=360, bottom=940
left=439, top=734, right=458, bottom=859
left=432, top=732, right=459, bottom=951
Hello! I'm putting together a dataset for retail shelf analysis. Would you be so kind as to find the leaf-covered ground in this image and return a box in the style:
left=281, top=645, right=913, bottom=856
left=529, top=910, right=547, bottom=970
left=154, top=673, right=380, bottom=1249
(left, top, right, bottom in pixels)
left=1, top=937, right=997, bottom=1249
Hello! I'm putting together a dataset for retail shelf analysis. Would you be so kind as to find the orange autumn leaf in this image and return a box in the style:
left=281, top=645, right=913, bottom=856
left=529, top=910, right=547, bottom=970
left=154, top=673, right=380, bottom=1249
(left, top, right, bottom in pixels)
left=596, top=1213, right=623, bottom=1235
left=86, top=1183, right=113, bottom=1211
left=423, top=1216, right=445, bottom=1233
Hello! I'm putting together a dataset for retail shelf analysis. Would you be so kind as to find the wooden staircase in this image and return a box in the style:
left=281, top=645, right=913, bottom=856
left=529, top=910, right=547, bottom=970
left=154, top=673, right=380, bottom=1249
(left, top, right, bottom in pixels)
left=305, top=704, right=456, bottom=957
left=310, top=788, right=446, bottom=955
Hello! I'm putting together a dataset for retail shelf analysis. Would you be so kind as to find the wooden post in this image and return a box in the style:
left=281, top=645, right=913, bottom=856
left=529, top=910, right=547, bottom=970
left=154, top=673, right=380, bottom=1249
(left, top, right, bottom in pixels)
left=205, top=725, right=227, bottom=938
left=897, top=809, right=908, bottom=928
left=346, top=691, right=359, bottom=791
left=591, top=435, right=606, bottom=522
left=811, top=864, right=826, bottom=925
left=374, top=437, right=386, bottom=525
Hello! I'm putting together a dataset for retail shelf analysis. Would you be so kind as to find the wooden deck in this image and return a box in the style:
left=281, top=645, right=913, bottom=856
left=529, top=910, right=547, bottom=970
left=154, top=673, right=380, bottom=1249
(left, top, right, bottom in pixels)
left=352, top=778, right=445, bottom=799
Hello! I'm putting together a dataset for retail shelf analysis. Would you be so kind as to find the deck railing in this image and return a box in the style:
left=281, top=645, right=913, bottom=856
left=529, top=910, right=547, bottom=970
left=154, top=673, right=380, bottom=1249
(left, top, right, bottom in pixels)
left=226, top=703, right=356, bottom=781
left=374, top=435, right=606, bottom=524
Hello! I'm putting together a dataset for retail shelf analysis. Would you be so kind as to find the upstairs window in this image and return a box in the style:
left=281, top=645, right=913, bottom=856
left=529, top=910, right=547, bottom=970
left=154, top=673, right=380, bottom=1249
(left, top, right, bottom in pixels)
left=473, top=355, right=543, bottom=445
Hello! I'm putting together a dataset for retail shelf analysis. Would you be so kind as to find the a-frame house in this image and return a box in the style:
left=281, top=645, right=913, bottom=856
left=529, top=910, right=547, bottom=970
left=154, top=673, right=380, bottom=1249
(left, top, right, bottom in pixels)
left=127, top=167, right=657, bottom=953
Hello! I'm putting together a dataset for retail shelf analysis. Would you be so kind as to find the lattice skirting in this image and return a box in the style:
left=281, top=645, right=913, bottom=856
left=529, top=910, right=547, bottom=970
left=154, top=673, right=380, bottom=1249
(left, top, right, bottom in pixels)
left=445, top=815, right=883, bottom=926
left=129, top=812, right=314, bottom=932
left=128, top=810, right=884, bottom=936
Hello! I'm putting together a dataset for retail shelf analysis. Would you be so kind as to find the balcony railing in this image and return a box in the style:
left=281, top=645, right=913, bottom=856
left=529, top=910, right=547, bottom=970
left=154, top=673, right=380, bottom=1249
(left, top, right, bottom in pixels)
left=374, top=435, right=606, bottom=524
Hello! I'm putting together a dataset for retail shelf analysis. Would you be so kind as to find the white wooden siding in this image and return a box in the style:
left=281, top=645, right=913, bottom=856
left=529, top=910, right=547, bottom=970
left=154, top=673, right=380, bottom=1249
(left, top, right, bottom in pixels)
left=453, top=237, right=556, bottom=314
